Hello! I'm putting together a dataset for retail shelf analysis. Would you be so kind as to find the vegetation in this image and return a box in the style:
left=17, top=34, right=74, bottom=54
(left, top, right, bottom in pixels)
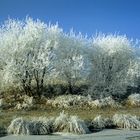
left=0, top=17, right=140, bottom=136
left=0, top=17, right=140, bottom=99
left=113, top=114, right=140, bottom=129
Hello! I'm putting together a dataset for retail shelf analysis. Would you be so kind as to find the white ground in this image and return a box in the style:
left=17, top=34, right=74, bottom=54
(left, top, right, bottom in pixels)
left=0, top=129, right=140, bottom=140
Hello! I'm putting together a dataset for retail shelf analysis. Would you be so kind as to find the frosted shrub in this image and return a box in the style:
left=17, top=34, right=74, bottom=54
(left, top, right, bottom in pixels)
left=49, top=95, right=91, bottom=108
left=113, top=114, right=140, bottom=129
left=15, top=95, right=35, bottom=110
left=68, top=116, right=90, bottom=134
left=53, top=112, right=90, bottom=134
left=8, top=117, right=30, bottom=135
left=46, top=95, right=119, bottom=109
left=8, top=117, right=53, bottom=135
left=29, top=117, right=53, bottom=135
left=88, top=96, right=119, bottom=108
left=88, top=116, right=114, bottom=131
left=23, top=95, right=34, bottom=105
left=104, top=117, right=115, bottom=128
left=127, top=94, right=140, bottom=106
left=90, top=115, right=106, bottom=129
left=53, top=112, right=69, bottom=132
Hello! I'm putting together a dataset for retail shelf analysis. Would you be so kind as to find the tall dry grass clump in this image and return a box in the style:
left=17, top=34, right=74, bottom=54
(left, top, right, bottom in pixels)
left=28, top=117, right=53, bottom=135
left=8, top=117, right=30, bottom=135
left=126, top=94, right=140, bottom=107
left=88, top=96, right=120, bottom=108
left=47, top=95, right=91, bottom=108
left=53, top=112, right=90, bottom=134
left=113, top=114, right=140, bottom=129
left=8, top=117, right=53, bottom=135
left=88, top=115, right=115, bottom=131
left=15, top=95, right=35, bottom=110
left=46, top=95, right=120, bottom=109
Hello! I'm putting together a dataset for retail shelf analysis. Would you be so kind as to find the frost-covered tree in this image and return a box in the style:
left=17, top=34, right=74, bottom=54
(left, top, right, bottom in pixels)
left=88, top=34, right=135, bottom=98
left=0, top=18, right=61, bottom=97
left=53, top=31, right=89, bottom=94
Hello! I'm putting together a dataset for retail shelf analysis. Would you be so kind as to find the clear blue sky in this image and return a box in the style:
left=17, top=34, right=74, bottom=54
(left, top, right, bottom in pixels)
left=0, top=0, right=140, bottom=39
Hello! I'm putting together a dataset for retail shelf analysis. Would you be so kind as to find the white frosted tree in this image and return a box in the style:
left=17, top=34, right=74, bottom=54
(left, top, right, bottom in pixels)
left=53, top=31, right=89, bottom=94
left=0, top=18, right=62, bottom=97
left=88, top=34, right=135, bottom=98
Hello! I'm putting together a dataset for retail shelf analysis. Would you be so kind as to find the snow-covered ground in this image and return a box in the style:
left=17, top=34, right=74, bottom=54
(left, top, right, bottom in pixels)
left=0, top=129, right=140, bottom=140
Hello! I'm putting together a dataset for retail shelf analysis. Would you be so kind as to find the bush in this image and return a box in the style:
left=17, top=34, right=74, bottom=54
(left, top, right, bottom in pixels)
left=47, top=95, right=91, bottom=108
left=46, top=95, right=120, bottom=109
left=15, top=95, right=35, bottom=110
left=28, top=117, right=53, bottom=135
left=8, top=117, right=53, bottom=135
left=126, top=93, right=140, bottom=107
left=90, top=115, right=106, bottom=130
left=88, top=96, right=119, bottom=108
left=53, top=112, right=90, bottom=134
left=113, top=114, right=140, bottom=129
left=8, top=117, right=30, bottom=135
left=88, top=115, right=115, bottom=131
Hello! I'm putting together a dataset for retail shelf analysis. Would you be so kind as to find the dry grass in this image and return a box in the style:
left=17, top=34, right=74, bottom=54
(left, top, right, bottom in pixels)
left=90, top=115, right=106, bottom=129
left=14, top=95, right=35, bottom=110
left=46, top=95, right=91, bottom=108
left=126, top=94, right=140, bottom=107
left=8, top=117, right=30, bottom=135
left=46, top=95, right=120, bottom=109
left=8, top=117, right=54, bottom=135
left=53, top=112, right=90, bottom=134
left=113, top=114, right=140, bottom=129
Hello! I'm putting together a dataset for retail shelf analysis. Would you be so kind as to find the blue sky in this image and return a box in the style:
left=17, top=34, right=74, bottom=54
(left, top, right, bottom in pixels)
left=0, top=0, right=140, bottom=39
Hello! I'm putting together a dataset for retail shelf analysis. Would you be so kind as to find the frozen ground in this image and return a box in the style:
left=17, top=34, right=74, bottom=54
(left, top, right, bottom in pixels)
left=0, top=129, right=140, bottom=140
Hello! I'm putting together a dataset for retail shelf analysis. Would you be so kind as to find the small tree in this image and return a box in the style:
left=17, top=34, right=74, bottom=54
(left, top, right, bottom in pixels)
left=0, top=18, right=61, bottom=97
left=88, top=34, right=134, bottom=98
left=54, top=31, right=88, bottom=94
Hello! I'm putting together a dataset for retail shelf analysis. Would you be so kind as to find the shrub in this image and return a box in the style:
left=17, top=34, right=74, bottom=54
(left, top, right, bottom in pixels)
left=28, top=117, right=53, bottom=135
left=90, top=115, right=106, bottom=129
left=88, top=96, right=119, bottom=108
left=113, top=114, right=140, bottom=129
left=46, top=95, right=120, bottom=109
left=8, top=117, right=53, bottom=135
left=53, top=112, right=90, bottom=134
left=15, top=95, right=35, bottom=110
left=8, top=117, right=30, bottom=135
left=127, top=93, right=140, bottom=107
left=47, top=95, right=91, bottom=108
